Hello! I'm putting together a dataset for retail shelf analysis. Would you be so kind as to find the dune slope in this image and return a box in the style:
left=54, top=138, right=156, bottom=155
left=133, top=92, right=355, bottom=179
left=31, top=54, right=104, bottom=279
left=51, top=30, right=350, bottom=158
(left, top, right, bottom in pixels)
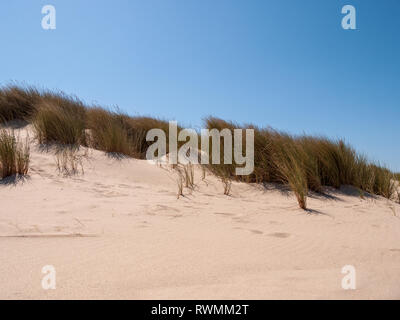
left=0, top=127, right=400, bottom=299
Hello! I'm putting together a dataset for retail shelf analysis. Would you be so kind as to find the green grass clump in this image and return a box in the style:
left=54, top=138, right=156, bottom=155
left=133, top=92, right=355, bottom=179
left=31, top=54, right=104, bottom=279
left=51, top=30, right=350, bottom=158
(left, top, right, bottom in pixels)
left=369, top=165, right=396, bottom=199
left=86, top=108, right=133, bottom=155
left=120, top=115, right=171, bottom=158
left=33, top=94, right=87, bottom=146
left=87, top=109, right=173, bottom=158
left=205, top=117, right=397, bottom=209
left=0, top=129, right=30, bottom=179
left=0, top=85, right=41, bottom=123
left=272, top=134, right=308, bottom=209
left=203, top=117, right=238, bottom=179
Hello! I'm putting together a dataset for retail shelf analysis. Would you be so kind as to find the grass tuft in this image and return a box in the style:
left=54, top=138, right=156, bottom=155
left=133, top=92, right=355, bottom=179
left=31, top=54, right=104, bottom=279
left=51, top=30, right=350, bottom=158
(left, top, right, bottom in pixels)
left=55, top=147, right=87, bottom=176
left=86, top=108, right=133, bottom=156
left=0, top=85, right=41, bottom=123
left=33, top=95, right=87, bottom=146
left=0, top=129, right=30, bottom=179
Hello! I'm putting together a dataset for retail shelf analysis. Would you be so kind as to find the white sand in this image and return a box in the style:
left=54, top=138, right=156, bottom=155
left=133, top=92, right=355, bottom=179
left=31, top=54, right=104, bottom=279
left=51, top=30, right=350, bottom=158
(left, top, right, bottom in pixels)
left=1, top=126, right=400, bottom=299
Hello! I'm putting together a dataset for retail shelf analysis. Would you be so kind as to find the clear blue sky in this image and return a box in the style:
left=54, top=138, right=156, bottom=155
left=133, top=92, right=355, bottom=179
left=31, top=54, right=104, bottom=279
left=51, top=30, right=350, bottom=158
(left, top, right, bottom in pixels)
left=0, top=0, right=399, bottom=171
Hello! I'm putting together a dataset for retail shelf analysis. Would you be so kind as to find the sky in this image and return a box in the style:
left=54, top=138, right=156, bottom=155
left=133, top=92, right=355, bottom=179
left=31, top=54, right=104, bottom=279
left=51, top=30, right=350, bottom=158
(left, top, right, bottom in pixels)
left=0, top=0, right=399, bottom=171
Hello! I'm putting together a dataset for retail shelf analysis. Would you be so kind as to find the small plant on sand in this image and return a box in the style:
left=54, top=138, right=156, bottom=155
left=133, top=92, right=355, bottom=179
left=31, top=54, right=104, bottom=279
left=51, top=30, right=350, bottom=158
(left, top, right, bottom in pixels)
left=395, top=178, right=400, bottom=204
left=357, top=188, right=365, bottom=200
left=174, top=164, right=195, bottom=198
left=16, top=137, right=30, bottom=175
left=175, top=167, right=184, bottom=199
left=0, top=129, right=30, bottom=179
left=183, top=163, right=195, bottom=189
left=55, top=147, right=87, bottom=176
left=221, top=175, right=232, bottom=196
left=177, top=175, right=184, bottom=199
left=0, top=130, right=16, bottom=178
left=201, top=165, right=206, bottom=180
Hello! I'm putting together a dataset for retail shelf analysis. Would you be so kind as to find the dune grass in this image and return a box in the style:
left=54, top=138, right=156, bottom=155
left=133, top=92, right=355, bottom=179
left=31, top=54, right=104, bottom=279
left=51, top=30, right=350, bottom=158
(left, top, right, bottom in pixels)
left=0, top=85, right=41, bottom=123
left=0, top=84, right=398, bottom=209
left=0, top=129, right=30, bottom=179
left=86, top=108, right=171, bottom=158
left=125, top=116, right=171, bottom=158
left=33, top=94, right=87, bottom=146
left=272, top=134, right=308, bottom=209
left=86, top=107, right=133, bottom=155
left=205, top=117, right=397, bottom=209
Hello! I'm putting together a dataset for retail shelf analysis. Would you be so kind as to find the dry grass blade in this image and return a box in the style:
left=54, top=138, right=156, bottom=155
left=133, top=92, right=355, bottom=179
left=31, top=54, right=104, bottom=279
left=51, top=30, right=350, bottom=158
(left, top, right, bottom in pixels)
left=221, top=175, right=232, bottom=196
left=183, top=163, right=195, bottom=189
left=201, top=165, right=206, bottom=180
left=55, top=147, right=87, bottom=176
left=176, top=167, right=184, bottom=199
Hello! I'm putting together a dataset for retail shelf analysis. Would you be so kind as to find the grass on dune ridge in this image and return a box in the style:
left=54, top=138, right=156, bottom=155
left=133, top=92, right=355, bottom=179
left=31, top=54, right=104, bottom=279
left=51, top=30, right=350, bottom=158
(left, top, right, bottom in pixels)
left=205, top=117, right=398, bottom=207
left=0, top=84, right=398, bottom=209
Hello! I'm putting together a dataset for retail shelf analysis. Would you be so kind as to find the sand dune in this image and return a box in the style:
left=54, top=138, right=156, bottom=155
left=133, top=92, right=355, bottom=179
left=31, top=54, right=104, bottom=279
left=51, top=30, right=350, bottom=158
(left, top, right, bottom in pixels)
left=1, top=126, right=400, bottom=299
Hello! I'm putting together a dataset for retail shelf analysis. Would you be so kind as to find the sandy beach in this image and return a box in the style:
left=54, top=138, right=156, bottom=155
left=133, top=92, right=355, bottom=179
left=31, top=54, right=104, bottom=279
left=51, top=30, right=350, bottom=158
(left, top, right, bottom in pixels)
left=0, top=126, right=399, bottom=300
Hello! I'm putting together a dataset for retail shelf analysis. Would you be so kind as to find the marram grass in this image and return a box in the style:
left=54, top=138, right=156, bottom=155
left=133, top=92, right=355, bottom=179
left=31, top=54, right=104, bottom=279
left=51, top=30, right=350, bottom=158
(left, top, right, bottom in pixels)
left=0, top=85, right=397, bottom=209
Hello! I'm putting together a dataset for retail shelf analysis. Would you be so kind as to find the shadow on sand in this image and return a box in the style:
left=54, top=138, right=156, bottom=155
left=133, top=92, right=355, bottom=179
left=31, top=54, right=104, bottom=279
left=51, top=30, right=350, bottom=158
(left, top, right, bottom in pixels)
left=0, top=175, right=30, bottom=187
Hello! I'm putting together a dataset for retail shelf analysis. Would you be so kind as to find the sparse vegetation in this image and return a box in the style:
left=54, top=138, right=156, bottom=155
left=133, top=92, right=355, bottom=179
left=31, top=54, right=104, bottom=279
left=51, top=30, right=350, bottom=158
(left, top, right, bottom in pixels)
left=201, top=165, right=206, bottom=180
left=174, top=163, right=195, bottom=198
left=176, top=169, right=184, bottom=199
left=0, top=129, right=30, bottom=179
left=183, top=163, right=195, bottom=189
left=55, top=147, right=87, bottom=176
left=221, top=175, right=232, bottom=196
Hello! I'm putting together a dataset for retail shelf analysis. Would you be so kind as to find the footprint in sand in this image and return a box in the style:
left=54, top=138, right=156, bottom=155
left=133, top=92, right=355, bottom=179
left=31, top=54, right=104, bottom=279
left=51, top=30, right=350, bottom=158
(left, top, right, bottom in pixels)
left=232, top=217, right=249, bottom=224
left=268, top=232, right=291, bottom=238
left=93, top=189, right=128, bottom=198
left=241, top=199, right=257, bottom=203
left=156, top=204, right=180, bottom=212
left=214, top=212, right=235, bottom=216
left=269, top=220, right=282, bottom=225
left=118, top=184, right=131, bottom=188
